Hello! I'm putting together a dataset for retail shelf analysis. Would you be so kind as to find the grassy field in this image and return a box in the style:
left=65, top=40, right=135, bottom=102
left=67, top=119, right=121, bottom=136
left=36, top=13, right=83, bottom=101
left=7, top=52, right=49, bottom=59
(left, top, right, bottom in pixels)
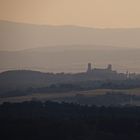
left=1, top=88, right=140, bottom=104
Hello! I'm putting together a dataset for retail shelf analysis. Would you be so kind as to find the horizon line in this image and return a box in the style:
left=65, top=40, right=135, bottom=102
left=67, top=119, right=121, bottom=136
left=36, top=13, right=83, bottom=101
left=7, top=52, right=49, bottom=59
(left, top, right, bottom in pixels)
left=1, top=19, right=140, bottom=30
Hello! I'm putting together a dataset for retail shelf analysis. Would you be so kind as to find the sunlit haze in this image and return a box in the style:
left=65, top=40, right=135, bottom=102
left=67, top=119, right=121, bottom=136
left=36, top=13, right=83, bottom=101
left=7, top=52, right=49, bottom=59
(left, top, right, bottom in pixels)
left=1, top=0, right=140, bottom=28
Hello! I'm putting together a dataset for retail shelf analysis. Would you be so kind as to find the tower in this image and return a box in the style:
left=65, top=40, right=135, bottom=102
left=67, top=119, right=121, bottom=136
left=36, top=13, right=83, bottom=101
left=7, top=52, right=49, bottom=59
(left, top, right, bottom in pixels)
left=87, top=63, right=92, bottom=73
left=107, top=64, right=112, bottom=71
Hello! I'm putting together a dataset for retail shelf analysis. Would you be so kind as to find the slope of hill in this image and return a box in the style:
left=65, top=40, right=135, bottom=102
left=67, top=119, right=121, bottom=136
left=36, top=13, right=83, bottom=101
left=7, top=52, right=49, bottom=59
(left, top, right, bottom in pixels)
left=0, top=70, right=48, bottom=90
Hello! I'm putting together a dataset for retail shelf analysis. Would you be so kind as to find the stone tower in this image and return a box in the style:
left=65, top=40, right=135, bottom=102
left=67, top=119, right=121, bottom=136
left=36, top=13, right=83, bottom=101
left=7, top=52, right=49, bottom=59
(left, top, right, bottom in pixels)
left=87, top=63, right=92, bottom=73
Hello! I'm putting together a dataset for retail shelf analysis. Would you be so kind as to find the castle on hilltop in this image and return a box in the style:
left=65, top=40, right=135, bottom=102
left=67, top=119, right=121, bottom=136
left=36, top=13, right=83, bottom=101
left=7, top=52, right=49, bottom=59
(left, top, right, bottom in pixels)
left=85, top=63, right=127, bottom=80
left=87, top=63, right=113, bottom=73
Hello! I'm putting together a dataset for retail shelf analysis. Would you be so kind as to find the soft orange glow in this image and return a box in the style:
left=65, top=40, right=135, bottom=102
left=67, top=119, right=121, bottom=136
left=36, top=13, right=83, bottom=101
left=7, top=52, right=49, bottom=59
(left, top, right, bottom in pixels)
left=0, top=0, right=140, bottom=28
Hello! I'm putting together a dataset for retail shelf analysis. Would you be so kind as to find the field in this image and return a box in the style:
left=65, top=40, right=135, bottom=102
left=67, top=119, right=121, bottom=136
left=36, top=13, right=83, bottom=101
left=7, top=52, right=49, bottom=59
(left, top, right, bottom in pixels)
left=1, top=88, right=140, bottom=105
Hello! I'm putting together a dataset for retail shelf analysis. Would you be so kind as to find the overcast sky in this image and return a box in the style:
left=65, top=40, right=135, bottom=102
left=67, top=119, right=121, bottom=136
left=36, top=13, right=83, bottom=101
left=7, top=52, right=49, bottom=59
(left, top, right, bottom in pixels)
left=1, top=0, right=140, bottom=28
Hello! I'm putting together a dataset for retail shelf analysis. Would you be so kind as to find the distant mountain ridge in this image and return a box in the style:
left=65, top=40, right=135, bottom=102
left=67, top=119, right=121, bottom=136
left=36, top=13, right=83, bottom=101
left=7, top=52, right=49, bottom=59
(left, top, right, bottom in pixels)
left=1, top=20, right=140, bottom=50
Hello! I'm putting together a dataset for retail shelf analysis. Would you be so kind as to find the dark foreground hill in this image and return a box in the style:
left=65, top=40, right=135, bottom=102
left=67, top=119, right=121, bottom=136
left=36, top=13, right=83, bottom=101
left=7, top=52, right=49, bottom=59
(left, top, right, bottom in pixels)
left=1, top=101, right=140, bottom=140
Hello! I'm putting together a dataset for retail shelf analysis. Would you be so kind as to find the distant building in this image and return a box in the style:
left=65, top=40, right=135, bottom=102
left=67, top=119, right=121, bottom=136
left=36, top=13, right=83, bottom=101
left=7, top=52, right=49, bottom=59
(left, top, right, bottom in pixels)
left=87, top=63, right=92, bottom=73
left=86, top=63, right=127, bottom=80
left=107, top=64, right=112, bottom=71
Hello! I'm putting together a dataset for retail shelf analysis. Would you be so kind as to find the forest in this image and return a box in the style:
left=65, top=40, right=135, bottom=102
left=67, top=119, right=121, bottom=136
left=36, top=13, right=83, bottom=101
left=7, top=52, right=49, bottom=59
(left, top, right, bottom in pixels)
left=1, top=101, right=140, bottom=140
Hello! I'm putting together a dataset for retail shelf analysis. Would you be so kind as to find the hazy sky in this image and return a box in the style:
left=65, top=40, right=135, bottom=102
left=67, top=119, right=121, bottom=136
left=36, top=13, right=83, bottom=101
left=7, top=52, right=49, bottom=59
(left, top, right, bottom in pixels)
left=0, top=0, right=140, bottom=28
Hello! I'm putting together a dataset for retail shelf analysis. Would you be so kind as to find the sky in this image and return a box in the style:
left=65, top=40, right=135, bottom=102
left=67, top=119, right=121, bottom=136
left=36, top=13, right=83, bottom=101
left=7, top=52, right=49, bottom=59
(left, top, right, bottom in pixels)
left=0, top=0, right=140, bottom=28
